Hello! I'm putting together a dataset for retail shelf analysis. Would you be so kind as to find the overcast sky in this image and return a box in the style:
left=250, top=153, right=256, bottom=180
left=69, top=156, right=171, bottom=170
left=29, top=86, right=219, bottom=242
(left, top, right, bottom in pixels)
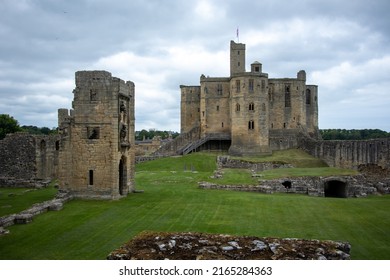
left=1, top=0, right=389, bottom=132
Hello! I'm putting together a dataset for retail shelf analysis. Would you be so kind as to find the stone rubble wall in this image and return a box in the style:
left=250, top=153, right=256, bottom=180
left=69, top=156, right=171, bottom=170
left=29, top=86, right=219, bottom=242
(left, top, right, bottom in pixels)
left=0, top=191, right=72, bottom=235
left=0, top=133, right=38, bottom=180
left=107, top=231, right=351, bottom=260
left=217, top=155, right=292, bottom=171
left=199, top=175, right=380, bottom=198
left=0, top=132, right=59, bottom=187
left=135, top=155, right=169, bottom=164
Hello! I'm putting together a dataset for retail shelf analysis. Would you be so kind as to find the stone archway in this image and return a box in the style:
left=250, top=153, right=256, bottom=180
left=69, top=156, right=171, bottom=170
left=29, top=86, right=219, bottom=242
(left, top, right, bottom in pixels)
left=119, top=156, right=127, bottom=196
left=324, top=180, right=347, bottom=198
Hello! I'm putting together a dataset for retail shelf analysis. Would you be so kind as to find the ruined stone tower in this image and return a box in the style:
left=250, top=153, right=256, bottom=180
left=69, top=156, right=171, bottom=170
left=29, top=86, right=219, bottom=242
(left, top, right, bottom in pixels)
left=57, top=71, right=135, bottom=199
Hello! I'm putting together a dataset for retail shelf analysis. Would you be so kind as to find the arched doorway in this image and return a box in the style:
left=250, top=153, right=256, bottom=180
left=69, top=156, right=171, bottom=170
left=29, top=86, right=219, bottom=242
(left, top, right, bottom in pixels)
left=119, top=156, right=127, bottom=196
left=324, top=180, right=347, bottom=198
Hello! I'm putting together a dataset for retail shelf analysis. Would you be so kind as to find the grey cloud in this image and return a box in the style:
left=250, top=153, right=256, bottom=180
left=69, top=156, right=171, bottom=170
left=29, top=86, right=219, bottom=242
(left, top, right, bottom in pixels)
left=0, top=0, right=389, bottom=131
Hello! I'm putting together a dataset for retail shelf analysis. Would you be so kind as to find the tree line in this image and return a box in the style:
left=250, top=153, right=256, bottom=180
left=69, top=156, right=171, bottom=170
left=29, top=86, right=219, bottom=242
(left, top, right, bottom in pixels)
left=135, top=129, right=179, bottom=141
left=320, top=129, right=390, bottom=140
left=1, top=114, right=180, bottom=141
left=0, top=114, right=57, bottom=140
left=2, top=114, right=389, bottom=141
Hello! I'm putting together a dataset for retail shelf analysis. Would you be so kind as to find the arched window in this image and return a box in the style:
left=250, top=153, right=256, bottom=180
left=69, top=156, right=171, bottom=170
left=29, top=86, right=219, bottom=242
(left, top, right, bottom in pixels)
left=236, top=103, right=240, bottom=112
left=248, top=120, right=254, bottom=130
left=249, top=102, right=254, bottom=111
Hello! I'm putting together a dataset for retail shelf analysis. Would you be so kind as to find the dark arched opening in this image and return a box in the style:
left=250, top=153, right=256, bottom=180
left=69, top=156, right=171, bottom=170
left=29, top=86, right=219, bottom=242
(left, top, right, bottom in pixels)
left=324, top=180, right=347, bottom=198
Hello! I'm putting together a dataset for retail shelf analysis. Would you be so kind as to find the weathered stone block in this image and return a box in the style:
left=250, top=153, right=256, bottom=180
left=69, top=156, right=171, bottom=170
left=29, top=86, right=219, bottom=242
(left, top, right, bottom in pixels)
left=14, top=214, right=33, bottom=224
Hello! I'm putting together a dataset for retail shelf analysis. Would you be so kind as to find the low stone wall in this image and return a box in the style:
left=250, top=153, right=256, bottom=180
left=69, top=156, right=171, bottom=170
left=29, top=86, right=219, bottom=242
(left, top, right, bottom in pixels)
left=135, top=155, right=169, bottom=164
left=0, top=191, right=72, bottom=235
left=0, top=178, right=52, bottom=188
left=108, top=231, right=351, bottom=260
left=217, top=156, right=292, bottom=171
left=199, top=175, right=379, bottom=198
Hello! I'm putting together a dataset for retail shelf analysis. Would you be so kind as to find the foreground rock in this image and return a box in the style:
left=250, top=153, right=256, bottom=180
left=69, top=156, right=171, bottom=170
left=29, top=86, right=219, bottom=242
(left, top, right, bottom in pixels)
left=107, top=232, right=351, bottom=260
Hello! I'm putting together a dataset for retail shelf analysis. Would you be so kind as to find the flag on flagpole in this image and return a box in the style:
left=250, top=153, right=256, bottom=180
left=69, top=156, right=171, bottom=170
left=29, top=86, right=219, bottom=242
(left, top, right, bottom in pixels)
left=236, top=27, right=239, bottom=42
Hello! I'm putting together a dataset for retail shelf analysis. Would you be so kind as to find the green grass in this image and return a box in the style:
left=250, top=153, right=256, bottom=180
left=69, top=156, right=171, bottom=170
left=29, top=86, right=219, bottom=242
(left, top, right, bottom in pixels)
left=232, top=148, right=328, bottom=168
left=0, top=153, right=389, bottom=260
left=0, top=186, right=58, bottom=216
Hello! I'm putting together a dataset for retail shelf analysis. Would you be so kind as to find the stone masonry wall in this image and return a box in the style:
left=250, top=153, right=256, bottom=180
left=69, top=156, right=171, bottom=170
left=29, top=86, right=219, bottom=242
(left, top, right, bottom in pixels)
left=200, top=175, right=379, bottom=198
left=299, top=136, right=390, bottom=170
left=0, top=133, right=37, bottom=180
left=57, top=71, right=135, bottom=199
left=0, top=132, right=59, bottom=187
left=217, top=156, right=292, bottom=172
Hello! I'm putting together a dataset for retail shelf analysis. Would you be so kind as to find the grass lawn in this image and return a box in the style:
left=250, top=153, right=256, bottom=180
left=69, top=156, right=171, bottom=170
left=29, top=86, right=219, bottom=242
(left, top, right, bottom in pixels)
left=0, top=152, right=389, bottom=259
left=0, top=186, right=58, bottom=216
left=231, top=148, right=329, bottom=168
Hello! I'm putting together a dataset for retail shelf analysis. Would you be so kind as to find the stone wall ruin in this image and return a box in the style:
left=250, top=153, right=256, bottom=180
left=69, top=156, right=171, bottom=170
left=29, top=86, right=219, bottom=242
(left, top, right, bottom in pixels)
left=57, top=71, right=136, bottom=199
left=200, top=175, right=379, bottom=198
left=0, top=132, right=59, bottom=187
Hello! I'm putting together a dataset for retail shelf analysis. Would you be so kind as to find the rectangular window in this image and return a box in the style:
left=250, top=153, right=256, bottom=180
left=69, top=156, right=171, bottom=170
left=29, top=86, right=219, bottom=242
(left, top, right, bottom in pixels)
left=216, top=105, right=219, bottom=111
left=236, top=80, right=240, bottom=93
left=249, top=79, right=254, bottom=92
left=90, top=89, right=98, bottom=101
left=217, top=84, right=223, bottom=95
left=89, top=170, right=94, bottom=185
left=306, top=89, right=311, bottom=104
left=87, top=127, right=100, bottom=139
left=285, top=85, right=291, bottom=108
left=248, top=120, right=254, bottom=130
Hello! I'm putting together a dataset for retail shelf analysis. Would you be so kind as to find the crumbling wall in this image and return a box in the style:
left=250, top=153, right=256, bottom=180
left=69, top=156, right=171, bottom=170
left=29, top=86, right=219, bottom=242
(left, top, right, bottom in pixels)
left=299, top=136, right=390, bottom=170
left=217, top=156, right=292, bottom=172
left=0, top=133, right=59, bottom=187
left=199, top=175, right=379, bottom=198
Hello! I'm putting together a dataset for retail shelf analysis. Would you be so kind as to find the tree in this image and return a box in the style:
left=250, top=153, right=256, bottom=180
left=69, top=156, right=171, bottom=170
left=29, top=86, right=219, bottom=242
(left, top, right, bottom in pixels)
left=320, top=128, right=390, bottom=140
left=0, top=114, right=22, bottom=140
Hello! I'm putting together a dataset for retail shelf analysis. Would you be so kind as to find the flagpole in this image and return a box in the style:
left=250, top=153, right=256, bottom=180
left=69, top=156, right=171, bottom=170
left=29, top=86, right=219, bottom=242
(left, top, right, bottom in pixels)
left=236, top=26, right=239, bottom=43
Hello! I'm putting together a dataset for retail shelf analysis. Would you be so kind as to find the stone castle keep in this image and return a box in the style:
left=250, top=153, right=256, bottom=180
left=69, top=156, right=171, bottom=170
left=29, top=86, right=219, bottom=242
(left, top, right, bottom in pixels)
left=56, top=71, right=136, bottom=199
left=158, top=41, right=319, bottom=156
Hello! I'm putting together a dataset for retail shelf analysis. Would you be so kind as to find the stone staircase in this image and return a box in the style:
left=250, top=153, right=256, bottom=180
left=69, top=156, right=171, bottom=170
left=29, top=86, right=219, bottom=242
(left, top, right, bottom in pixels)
left=152, top=126, right=201, bottom=156
left=152, top=127, right=231, bottom=156
left=181, top=133, right=231, bottom=155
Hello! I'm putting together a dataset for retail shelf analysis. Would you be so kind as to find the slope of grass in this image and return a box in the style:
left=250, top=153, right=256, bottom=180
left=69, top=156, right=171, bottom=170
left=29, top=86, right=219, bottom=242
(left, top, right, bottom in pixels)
left=0, top=153, right=388, bottom=260
left=232, top=148, right=328, bottom=168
